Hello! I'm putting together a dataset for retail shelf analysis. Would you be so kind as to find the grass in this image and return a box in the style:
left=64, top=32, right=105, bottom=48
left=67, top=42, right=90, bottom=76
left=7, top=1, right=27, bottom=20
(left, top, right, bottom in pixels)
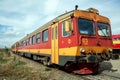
left=0, top=49, right=82, bottom=80
left=0, top=51, right=9, bottom=64
left=0, top=49, right=50, bottom=80
left=45, top=67, right=52, bottom=71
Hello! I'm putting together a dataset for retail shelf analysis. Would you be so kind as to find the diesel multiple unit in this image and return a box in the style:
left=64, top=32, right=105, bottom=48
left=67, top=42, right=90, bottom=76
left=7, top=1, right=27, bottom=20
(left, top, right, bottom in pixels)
left=12, top=7, right=113, bottom=74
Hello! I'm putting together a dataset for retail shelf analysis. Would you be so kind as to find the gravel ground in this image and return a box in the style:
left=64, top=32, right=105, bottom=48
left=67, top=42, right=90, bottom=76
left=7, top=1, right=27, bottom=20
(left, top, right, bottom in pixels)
left=100, top=57, right=120, bottom=74
left=110, top=59, right=120, bottom=74
left=11, top=52, right=120, bottom=80
left=11, top=53, right=85, bottom=80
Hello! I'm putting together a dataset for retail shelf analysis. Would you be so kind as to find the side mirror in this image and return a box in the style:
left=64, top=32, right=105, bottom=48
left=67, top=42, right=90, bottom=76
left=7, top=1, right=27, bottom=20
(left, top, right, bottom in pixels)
left=65, top=21, right=70, bottom=32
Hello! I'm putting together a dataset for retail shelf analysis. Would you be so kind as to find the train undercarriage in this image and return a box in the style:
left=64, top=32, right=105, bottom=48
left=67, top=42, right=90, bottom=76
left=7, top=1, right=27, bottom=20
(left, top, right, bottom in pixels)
left=13, top=51, right=114, bottom=74
left=63, top=53, right=113, bottom=74
left=64, top=61, right=99, bottom=74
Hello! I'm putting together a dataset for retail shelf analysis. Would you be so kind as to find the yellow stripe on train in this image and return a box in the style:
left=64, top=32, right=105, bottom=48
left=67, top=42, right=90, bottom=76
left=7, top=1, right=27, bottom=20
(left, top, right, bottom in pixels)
left=59, top=46, right=112, bottom=56
left=18, top=49, right=51, bottom=55
left=17, top=46, right=111, bottom=56
left=113, top=40, right=120, bottom=44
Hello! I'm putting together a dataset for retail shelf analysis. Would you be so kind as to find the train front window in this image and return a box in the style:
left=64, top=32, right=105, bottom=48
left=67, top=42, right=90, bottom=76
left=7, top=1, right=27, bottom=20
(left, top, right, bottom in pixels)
left=97, top=22, right=110, bottom=37
left=78, top=18, right=95, bottom=35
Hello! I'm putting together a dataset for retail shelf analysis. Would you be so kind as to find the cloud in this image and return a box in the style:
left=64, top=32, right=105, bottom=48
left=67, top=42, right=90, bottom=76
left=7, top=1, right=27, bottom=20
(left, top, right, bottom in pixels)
left=0, top=0, right=120, bottom=48
left=0, top=24, right=12, bottom=32
left=44, top=0, right=59, bottom=15
left=0, top=24, right=16, bottom=37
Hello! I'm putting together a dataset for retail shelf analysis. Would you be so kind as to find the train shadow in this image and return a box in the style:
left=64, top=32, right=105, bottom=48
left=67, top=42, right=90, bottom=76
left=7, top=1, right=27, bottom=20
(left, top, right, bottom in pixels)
left=99, top=61, right=118, bottom=73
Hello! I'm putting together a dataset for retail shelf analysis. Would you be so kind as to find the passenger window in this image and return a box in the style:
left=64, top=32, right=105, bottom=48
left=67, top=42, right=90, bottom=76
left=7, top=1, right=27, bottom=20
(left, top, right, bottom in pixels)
left=29, top=37, right=32, bottom=45
left=62, top=19, right=72, bottom=37
left=26, top=39, right=29, bottom=45
left=21, top=41, right=23, bottom=46
left=24, top=41, right=27, bottom=46
left=42, top=29, right=48, bottom=42
left=36, top=33, right=40, bottom=43
left=32, top=35, right=36, bottom=44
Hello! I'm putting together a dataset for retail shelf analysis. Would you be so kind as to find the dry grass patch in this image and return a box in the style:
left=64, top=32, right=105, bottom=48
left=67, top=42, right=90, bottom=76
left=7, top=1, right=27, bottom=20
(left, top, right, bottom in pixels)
left=0, top=50, right=49, bottom=80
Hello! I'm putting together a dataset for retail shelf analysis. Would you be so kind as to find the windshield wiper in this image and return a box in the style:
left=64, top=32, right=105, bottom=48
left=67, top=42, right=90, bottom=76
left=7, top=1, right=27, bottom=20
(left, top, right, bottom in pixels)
left=99, top=29, right=107, bottom=37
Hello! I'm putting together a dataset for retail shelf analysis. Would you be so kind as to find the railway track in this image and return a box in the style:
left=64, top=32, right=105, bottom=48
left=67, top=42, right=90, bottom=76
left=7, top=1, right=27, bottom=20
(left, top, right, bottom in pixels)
left=10, top=52, right=120, bottom=80
left=79, top=73, right=120, bottom=80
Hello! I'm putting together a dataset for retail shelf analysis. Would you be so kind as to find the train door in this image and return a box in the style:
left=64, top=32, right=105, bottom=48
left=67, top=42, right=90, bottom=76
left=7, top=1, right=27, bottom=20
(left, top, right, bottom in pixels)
left=51, top=23, right=59, bottom=64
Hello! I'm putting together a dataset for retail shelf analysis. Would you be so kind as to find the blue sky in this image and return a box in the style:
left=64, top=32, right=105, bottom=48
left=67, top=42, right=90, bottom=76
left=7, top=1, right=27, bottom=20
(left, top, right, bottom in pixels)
left=0, top=0, right=120, bottom=48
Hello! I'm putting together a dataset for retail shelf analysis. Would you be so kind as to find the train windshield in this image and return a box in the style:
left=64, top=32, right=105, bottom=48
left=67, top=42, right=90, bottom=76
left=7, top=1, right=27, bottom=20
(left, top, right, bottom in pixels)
left=97, top=22, right=111, bottom=37
left=78, top=18, right=95, bottom=35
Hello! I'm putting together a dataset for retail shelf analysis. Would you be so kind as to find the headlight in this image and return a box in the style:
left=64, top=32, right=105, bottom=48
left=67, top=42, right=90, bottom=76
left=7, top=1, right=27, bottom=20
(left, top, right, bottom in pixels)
left=80, top=48, right=85, bottom=53
left=108, top=48, right=112, bottom=52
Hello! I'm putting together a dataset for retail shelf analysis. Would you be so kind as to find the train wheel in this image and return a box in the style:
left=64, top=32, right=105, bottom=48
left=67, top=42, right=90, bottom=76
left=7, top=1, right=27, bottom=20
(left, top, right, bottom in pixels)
left=43, top=57, right=51, bottom=66
left=101, top=53, right=107, bottom=60
left=64, top=61, right=78, bottom=72
left=33, top=55, right=38, bottom=60
left=20, top=52, right=24, bottom=56
left=47, top=60, right=51, bottom=66
left=105, top=52, right=111, bottom=60
left=43, top=61, right=47, bottom=66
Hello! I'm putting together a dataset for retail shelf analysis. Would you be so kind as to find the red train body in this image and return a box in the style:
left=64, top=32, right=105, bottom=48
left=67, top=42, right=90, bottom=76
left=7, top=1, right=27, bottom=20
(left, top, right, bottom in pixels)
left=11, top=7, right=113, bottom=74
left=112, top=34, right=120, bottom=53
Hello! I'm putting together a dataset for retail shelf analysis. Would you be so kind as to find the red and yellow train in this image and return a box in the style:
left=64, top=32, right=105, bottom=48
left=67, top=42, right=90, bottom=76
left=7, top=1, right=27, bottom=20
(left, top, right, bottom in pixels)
left=12, top=7, right=113, bottom=74
left=112, top=34, right=120, bottom=54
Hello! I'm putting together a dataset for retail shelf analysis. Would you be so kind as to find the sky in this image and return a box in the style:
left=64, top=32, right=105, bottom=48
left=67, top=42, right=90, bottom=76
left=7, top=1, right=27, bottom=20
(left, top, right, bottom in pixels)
left=0, top=0, right=120, bottom=48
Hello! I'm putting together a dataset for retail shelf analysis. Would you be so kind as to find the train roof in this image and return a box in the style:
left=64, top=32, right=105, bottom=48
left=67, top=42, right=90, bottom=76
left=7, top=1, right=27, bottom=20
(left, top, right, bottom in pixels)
left=112, top=34, right=120, bottom=38
left=18, top=10, right=74, bottom=42
left=18, top=8, right=110, bottom=43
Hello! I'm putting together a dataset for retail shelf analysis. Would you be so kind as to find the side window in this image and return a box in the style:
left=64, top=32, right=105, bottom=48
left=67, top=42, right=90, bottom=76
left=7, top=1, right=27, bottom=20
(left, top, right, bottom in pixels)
left=26, top=39, right=29, bottom=45
left=19, top=42, right=21, bottom=47
left=36, top=33, right=40, bottom=43
left=27, top=38, right=29, bottom=45
left=62, top=19, right=72, bottom=37
left=42, top=29, right=48, bottom=42
left=32, top=35, right=36, bottom=44
left=25, top=40, right=27, bottom=46
left=21, top=41, right=23, bottom=46
left=29, top=37, right=31, bottom=45
left=24, top=41, right=26, bottom=46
